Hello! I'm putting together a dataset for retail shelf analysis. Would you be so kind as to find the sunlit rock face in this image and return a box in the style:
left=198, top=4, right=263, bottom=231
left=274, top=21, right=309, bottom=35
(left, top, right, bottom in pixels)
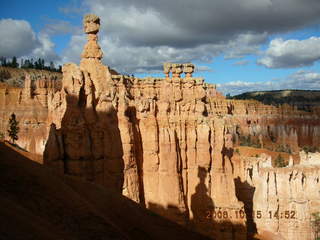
left=0, top=72, right=61, bottom=161
left=1, top=14, right=319, bottom=240
left=236, top=152, right=320, bottom=240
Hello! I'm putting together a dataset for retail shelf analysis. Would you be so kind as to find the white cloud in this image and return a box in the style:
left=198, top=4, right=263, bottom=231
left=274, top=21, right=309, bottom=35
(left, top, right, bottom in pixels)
left=58, top=0, right=320, bottom=73
left=217, top=70, right=320, bottom=95
left=85, top=0, right=320, bottom=47
left=224, top=32, right=267, bottom=59
left=4, top=0, right=320, bottom=75
left=30, top=33, right=59, bottom=62
left=284, top=70, right=320, bottom=89
left=60, top=26, right=267, bottom=74
left=0, top=19, right=38, bottom=57
left=258, top=37, right=320, bottom=68
left=217, top=80, right=275, bottom=96
left=61, top=34, right=86, bottom=64
left=0, top=18, right=60, bottom=62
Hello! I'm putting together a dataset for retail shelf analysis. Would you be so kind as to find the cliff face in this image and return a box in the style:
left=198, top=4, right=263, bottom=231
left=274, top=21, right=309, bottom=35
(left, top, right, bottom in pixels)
left=237, top=152, right=320, bottom=240
left=0, top=66, right=61, bottom=87
left=2, top=14, right=320, bottom=240
left=0, top=73, right=61, bottom=161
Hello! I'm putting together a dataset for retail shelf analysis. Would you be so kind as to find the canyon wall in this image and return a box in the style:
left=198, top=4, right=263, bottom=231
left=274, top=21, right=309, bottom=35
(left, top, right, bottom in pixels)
left=0, top=73, right=60, bottom=161
left=236, top=152, right=320, bottom=240
left=1, top=14, right=319, bottom=240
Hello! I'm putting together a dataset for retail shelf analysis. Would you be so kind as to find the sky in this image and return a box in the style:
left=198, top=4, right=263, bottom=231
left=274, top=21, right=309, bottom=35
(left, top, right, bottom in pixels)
left=1, top=0, right=320, bottom=95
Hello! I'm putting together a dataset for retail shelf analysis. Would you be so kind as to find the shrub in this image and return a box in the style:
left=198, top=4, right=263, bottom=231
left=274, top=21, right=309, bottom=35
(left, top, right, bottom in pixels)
left=275, top=144, right=292, bottom=154
left=239, top=135, right=261, bottom=148
left=312, top=212, right=320, bottom=240
left=302, top=145, right=320, bottom=153
left=274, top=154, right=286, bottom=168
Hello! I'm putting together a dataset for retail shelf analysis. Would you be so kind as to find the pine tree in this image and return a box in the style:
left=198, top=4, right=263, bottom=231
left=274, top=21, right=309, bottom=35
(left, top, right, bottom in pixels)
left=41, top=58, right=45, bottom=69
left=8, top=113, right=19, bottom=144
left=20, top=58, right=24, bottom=68
left=1, top=57, right=7, bottom=67
left=50, top=61, right=55, bottom=70
left=11, top=56, right=19, bottom=68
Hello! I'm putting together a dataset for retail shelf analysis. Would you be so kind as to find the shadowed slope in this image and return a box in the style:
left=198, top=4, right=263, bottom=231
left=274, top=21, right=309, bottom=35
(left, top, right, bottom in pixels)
left=0, top=142, right=210, bottom=240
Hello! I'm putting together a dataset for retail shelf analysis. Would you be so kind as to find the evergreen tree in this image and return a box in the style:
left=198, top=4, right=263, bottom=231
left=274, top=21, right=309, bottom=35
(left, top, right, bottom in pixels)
left=0, top=57, right=7, bottom=67
left=7, top=113, right=19, bottom=144
left=11, top=56, right=19, bottom=68
left=30, top=58, right=34, bottom=68
left=50, top=61, right=55, bottom=70
left=20, top=58, right=24, bottom=68
left=41, top=58, right=45, bottom=69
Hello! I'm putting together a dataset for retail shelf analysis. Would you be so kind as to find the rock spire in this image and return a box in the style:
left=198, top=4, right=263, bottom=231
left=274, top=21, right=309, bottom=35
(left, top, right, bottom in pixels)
left=81, top=14, right=103, bottom=60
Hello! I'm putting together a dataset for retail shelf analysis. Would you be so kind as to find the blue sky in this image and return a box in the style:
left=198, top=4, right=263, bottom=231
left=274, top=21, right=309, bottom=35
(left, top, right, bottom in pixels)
left=1, top=0, right=320, bottom=95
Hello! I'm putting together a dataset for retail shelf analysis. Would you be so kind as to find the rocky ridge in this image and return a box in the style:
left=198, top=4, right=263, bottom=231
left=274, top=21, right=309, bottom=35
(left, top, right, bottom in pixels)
left=0, top=14, right=319, bottom=240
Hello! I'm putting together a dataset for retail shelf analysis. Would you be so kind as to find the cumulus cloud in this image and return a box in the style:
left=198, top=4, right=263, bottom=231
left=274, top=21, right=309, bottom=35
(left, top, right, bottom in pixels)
left=0, top=18, right=60, bottom=62
left=4, top=0, right=320, bottom=74
left=57, top=0, right=320, bottom=73
left=283, top=70, right=320, bottom=89
left=0, top=19, right=38, bottom=57
left=61, top=34, right=86, bottom=64
left=217, top=70, right=320, bottom=95
left=86, top=0, right=320, bottom=47
left=217, top=80, right=276, bottom=96
left=60, top=23, right=268, bottom=73
left=31, top=33, right=60, bottom=62
left=258, top=37, right=320, bottom=68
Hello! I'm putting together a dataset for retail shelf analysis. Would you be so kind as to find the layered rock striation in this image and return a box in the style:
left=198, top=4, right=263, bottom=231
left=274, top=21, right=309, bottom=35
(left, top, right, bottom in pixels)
left=237, top=152, right=320, bottom=240
left=0, top=73, right=61, bottom=160
left=1, top=14, right=319, bottom=240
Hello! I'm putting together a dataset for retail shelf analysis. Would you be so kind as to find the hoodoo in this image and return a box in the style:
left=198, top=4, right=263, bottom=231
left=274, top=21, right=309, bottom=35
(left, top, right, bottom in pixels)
left=0, top=14, right=319, bottom=240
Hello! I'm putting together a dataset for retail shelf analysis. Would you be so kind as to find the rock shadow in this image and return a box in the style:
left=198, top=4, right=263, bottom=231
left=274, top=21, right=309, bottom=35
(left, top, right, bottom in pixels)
left=234, top=177, right=257, bottom=239
left=145, top=167, right=251, bottom=239
left=125, top=106, right=145, bottom=206
left=191, top=167, right=214, bottom=228
left=221, top=146, right=234, bottom=173
left=44, top=94, right=125, bottom=194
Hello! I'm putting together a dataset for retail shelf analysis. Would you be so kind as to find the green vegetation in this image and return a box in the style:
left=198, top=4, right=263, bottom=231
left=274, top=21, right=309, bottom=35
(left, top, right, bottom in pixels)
left=275, top=144, right=292, bottom=154
left=0, top=56, right=62, bottom=72
left=302, top=145, right=320, bottom=153
left=312, top=212, right=320, bottom=240
left=0, top=69, right=11, bottom=82
left=226, top=93, right=232, bottom=99
left=239, top=135, right=261, bottom=148
left=7, top=113, right=19, bottom=144
left=274, top=154, right=286, bottom=168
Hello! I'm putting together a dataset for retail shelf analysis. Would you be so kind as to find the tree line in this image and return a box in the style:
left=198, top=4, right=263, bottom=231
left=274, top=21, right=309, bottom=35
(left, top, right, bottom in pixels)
left=0, top=56, right=62, bottom=72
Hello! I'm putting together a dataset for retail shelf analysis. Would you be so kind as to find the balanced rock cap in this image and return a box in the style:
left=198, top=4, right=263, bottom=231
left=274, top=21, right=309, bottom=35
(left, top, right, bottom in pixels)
left=83, top=14, right=100, bottom=34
